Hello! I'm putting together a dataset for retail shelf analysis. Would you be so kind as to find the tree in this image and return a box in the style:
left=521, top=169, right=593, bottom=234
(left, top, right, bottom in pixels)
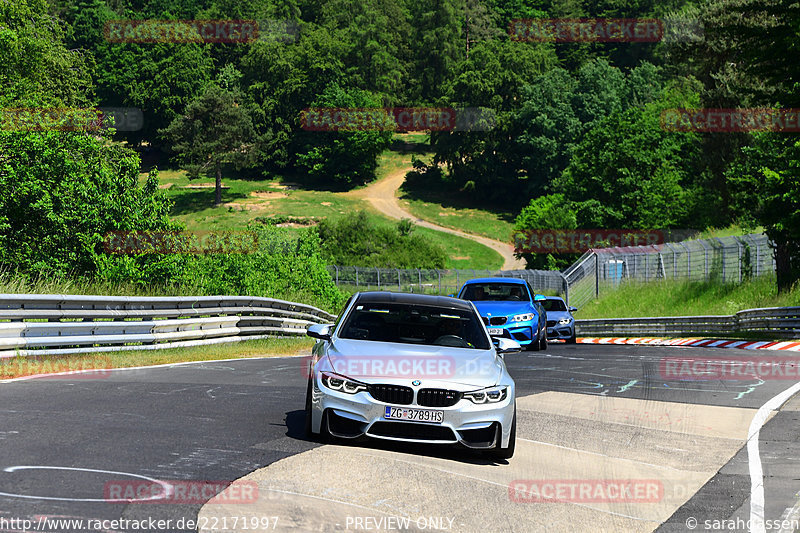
left=728, top=133, right=800, bottom=292
left=553, top=84, right=702, bottom=229
left=294, top=84, right=393, bottom=188
left=0, top=0, right=95, bottom=108
left=513, top=194, right=578, bottom=269
left=0, top=131, right=179, bottom=276
left=161, top=79, right=256, bottom=206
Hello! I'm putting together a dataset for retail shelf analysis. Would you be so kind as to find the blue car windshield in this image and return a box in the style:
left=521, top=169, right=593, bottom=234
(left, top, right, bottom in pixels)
left=460, top=283, right=530, bottom=302
left=339, top=303, right=490, bottom=349
left=541, top=299, right=567, bottom=312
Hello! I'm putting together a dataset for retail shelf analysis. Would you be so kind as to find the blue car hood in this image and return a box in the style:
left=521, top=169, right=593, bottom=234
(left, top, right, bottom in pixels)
left=472, top=301, right=535, bottom=317
left=545, top=310, right=572, bottom=321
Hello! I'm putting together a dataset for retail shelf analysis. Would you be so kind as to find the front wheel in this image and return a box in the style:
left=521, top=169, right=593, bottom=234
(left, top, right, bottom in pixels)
left=566, top=331, right=577, bottom=344
left=539, top=329, right=548, bottom=350
left=304, top=379, right=316, bottom=439
left=490, top=405, right=516, bottom=460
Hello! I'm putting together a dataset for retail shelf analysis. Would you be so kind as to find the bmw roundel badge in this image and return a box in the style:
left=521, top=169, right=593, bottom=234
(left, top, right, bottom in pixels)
left=412, top=380, right=421, bottom=386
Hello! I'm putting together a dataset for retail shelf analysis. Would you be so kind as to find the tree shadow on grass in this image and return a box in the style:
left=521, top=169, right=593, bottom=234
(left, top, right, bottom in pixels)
left=398, top=180, right=518, bottom=225
left=168, top=188, right=249, bottom=216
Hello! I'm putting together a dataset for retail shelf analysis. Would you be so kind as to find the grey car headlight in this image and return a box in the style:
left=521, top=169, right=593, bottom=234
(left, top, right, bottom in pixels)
left=559, top=318, right=572, bottom=325
left=321, top=372, right=367, bottom=394
left=512, top=313, right=534, bottom=323
left=464, top=386, right=508, bottom=404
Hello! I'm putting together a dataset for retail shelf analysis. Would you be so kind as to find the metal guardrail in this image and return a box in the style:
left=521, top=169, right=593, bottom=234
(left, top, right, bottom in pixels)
left=0, top=294, right=336, bottom=357
left=576, top=307, right=800, bottom=338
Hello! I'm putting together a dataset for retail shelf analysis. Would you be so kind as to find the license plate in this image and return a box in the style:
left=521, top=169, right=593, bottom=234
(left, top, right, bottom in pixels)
left=487, top=328, right=504, bottom=336
left=384, top=406, right=443, bottom=424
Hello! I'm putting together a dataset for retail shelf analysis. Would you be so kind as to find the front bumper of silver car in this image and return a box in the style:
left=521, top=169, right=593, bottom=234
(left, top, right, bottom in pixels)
left=310, top=376, right=515, bottom=449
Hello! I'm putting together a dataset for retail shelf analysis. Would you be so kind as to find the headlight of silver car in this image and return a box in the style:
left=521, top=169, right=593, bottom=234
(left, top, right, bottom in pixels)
left=512, top=313, right=534, bottom=323
left=464, top=386, right=508, bottom=404
left=321, top=372, right=367, bottom=394
left=559, top=318, right=572, bottom=325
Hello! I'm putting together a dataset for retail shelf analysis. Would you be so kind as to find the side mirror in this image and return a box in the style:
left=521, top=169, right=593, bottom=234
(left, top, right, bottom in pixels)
left=307, top=323, right=333, bottom=340
left=534, top=294, right=546, bottom=301
left=569, top=306, right=578, bottom=313
left=495, top=337, right=522, bottom=355
left=448, top=294, right=455, bottom=298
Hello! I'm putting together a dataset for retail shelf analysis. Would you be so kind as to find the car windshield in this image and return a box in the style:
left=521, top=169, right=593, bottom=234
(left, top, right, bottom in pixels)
left=542, top=299, right=567, bottom=312
left=460, top=283, right=529, bottom=302
left=338, top=303, right=490, bottom=349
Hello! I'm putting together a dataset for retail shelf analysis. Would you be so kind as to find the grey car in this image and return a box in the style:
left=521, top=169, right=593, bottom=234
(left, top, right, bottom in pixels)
left=304, top=291, right=520, bottom=459
left=541, top=296, right=577, bottom=343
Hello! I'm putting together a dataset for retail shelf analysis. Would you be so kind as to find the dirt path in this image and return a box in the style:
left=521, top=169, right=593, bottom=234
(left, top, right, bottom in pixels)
left=348, top=165, right=526, bottom=270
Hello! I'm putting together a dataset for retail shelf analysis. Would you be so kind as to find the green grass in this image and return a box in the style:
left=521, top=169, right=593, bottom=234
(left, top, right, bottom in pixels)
left=398, top=180, right=517, bottom=244
left=576, top=276, right=800, bottom=319
left=152, top=134, right=504, bottom=270
left=0, top=337, right=314, bottom=380
left=152, top=169, right=365, bottom=232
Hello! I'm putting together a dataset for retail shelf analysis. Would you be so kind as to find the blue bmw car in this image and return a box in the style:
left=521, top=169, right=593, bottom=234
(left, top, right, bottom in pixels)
left=456, top=278, right=548, bottom=351
left=541, top=296, right=577, bottom=344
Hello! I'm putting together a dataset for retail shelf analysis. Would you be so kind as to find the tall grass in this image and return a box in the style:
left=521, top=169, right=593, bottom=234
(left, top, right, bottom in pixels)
left=577, top=275, right=800, bottom=319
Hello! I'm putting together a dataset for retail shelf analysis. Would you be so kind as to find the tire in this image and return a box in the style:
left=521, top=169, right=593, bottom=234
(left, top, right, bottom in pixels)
left=539, top=328, right=548, bottom=350
left=527, top=336, right=540, bottom=351
left=490, top=404, right=516, bottom=460
left=566, top=331, right=577, bottom=344
left=304, top=378, right=316, bottom=439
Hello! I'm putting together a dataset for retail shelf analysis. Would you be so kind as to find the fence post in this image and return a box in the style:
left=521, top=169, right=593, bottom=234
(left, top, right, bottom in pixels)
left=438, top=270, right=442, bottom=294
left=418, top=268, right=422, bottom=291
left=595, top=253, right=599, bottom=299
left=334, top=265, right=339, bottom=286
left=376, top=267, right=380, bottom=289
left=562, top=273, right=570, bottom=306
left=355, top=267, right=359, bottom=288
left=397, top=268, right=401, bottom=290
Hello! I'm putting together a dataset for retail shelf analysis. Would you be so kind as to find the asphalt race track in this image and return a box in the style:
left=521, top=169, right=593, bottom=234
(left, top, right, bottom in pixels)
left=1, top=344, right=800, bottom=533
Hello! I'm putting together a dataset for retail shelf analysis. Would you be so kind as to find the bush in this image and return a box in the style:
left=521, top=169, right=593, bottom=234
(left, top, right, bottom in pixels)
left=317, top=211, right=447, bottom=268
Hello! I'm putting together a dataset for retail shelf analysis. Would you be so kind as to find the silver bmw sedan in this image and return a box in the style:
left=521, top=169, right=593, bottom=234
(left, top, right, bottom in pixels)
left=304, top=291, right=520, bottom=459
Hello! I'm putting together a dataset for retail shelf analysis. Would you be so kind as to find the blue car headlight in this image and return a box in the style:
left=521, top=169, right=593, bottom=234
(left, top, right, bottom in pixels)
left=464, top=386, right=508, bottom=404
left=321, top=372, right=367, bottom=394
left=512, top=313, right=534, bottom=323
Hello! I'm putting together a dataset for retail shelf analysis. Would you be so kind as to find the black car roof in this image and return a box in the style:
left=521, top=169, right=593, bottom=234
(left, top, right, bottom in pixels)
left=356, top=291, right=474, bottom=311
